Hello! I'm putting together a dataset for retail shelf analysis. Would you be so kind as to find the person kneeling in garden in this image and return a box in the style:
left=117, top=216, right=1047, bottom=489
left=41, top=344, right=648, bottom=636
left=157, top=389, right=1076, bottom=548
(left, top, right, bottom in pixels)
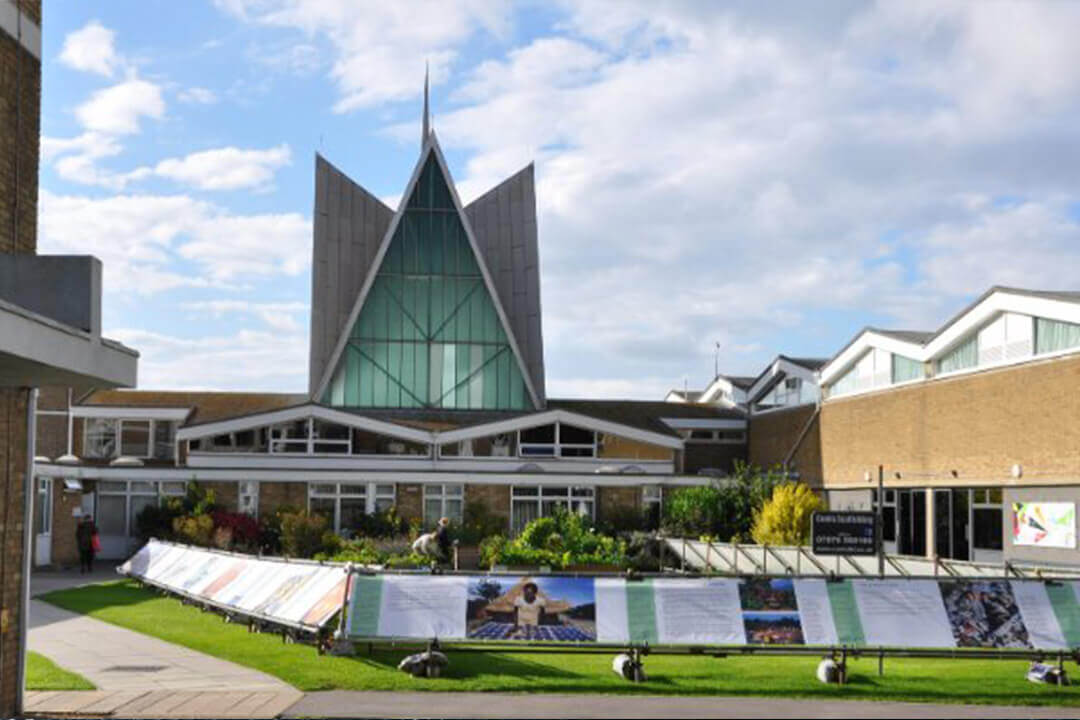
left=412, top=517, right=453, bottom=564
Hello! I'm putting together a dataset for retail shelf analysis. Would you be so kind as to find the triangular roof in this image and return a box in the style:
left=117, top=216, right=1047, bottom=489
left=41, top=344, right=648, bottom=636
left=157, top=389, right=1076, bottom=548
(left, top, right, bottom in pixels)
left=312, top=132, right=543, bottom=409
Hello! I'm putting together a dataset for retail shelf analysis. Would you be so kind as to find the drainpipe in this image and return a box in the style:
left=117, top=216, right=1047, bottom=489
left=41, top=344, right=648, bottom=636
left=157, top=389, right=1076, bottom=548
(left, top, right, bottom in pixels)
left=16, top=387, right=38, bottom=715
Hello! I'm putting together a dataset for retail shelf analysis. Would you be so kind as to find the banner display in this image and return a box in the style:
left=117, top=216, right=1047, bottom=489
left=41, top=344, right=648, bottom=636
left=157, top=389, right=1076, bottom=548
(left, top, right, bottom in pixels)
left=120, top=540, right=347, bottom=630
left=343, top=572, right=1080, bottom=651
left=1013, top=503, right=1076, bottom=548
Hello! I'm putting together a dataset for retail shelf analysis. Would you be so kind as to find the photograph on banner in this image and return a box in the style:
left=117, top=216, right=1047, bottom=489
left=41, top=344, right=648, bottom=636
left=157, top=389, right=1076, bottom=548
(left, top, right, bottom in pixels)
left=466, top=576, right=596, bottom=641
left=739, top=579, right=804, bottom=644
left=1013, top=502, right=1076, bottom=548
left=743, top=611, right=804, bottom=643
left=939, top=580, right=1031, bottom=648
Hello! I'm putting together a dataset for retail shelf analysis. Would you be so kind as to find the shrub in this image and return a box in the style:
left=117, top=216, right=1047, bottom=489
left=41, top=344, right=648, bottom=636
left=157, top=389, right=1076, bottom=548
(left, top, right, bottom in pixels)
left=315, top=535, right=381, bottom=565
left=133, top=503, right=181, bottom=543
left=661, top=461, right=788, bottom=541
left=751, top=482, right=827, bottom=546
left=596, top=505, right=652, bottom=536
left=459, top=501, right=505, bottom=544
left=280, top=510, right=329, bottom=558
left=211, top=511, right=260, bottom=551
left=350, top=506, right=410, bottom=539
left=481, top=510, right=628, bottom=569
left=258, top=504, right=299, bottom=555
left=172, top=514, right=214, bottom=546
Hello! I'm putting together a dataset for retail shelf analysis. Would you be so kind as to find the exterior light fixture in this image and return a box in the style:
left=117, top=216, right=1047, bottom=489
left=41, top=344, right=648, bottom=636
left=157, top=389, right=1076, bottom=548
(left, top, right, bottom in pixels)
left=1011, top=463, right=1023, bottom=479
left=863, top=470, right=872, bottom=483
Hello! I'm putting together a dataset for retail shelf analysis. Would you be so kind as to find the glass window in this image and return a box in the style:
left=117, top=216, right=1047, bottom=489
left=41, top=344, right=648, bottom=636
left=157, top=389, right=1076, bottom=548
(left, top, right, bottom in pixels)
left=891, top=355, right=923, bottom=384
left=423, top=483, right=465, bottom=527
left=323, top=155, right=533, bottom=410
left=511, top=485, right=593, bottom=535
left=340, top=497, right=368, bottom=534
left=84, top=418, right=118, bottom=459
left=129, top=495, right=157, bottom=532
left=34, top=478, right=50, bottom=534
left=97, top=495, right=126, bottom=535
left=97, top=480, right=126, bottom=493
left=161, top=481, right=186, bottom=496
left=153, top=421, right=176, bottom=460
left=938, top=335, right=978, bottom=374
left=310, top=497, right=335, bottom=527
left=130, top=481, right=156, bottom=494
left=119, top=421, right=151, bottom=457
left=974, top=508, right=1003, bottom=550
left=1036, top=317, right=1080, bottom=355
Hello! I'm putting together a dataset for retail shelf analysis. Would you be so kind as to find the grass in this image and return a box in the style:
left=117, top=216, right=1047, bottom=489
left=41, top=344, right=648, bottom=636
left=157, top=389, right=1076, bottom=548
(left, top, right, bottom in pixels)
left=38, top=579, right=1080, bottom=706
left=25, top=651, right=95, bottom=691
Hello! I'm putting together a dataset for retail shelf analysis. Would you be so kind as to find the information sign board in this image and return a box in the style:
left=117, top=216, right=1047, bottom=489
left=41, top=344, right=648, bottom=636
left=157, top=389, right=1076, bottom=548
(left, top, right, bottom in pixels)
left=812, top=511, right=877, bottom=555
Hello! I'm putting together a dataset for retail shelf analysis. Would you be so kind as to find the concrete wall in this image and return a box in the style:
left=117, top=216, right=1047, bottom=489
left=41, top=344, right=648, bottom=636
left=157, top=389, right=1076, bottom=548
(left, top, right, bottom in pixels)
left=1004, top=486, right=1080, bottom=566
left=820, top=353, right=1080, bottom=489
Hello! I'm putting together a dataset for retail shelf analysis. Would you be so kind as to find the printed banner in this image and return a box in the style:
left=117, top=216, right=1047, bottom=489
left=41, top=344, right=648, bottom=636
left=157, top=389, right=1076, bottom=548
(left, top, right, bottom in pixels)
left=120, top=539, right=347, bottom=629
left=1013, top=503, right=1076, bottom=548
left=343, top=572, right=1080, bottom=651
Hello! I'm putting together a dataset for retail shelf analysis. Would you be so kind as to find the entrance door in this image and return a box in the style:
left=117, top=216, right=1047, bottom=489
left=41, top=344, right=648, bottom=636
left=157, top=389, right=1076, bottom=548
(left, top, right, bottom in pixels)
left=897, top=489, right=927, bottom=557
left=33, top=477, right=51, bottom=566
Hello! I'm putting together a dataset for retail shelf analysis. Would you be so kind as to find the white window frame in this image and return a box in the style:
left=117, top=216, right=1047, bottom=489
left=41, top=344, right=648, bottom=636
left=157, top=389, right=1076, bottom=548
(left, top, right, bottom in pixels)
left=423, top=483, right=464, bottom=528
left=238, top=480, right=259, bottom=517
left=517, top=422, right=597, bottom=459
left=510, top=485, right=595, bottom=533
left=96, top=480, right=186, bottom=537
left=307, top=482, right=397, bottom=533
left=84, top=418, right=176, bottom=461
left=36, top=477, right=51, bottom=534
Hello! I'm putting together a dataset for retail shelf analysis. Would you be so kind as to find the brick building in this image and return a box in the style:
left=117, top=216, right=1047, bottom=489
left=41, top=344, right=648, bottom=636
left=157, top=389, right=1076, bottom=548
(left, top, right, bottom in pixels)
left=0, top=1, right=138, bottom=715
left=31, top=86, right=745, bottom=567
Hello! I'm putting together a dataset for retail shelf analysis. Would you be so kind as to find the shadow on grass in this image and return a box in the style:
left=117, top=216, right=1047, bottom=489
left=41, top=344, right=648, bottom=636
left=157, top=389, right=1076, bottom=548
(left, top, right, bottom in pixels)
left=39, top=580, right=160, bottom=615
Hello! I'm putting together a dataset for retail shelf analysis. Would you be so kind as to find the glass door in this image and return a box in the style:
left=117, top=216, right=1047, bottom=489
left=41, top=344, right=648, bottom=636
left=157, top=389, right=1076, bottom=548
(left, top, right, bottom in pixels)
left=34, top=477, right=51, bottom=566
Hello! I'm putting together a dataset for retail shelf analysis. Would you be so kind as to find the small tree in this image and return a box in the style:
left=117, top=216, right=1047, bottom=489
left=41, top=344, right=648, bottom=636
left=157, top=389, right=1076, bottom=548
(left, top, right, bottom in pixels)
left=751, top=483, right=827, bottom=546
left=280, top=510, right=329, bottom=558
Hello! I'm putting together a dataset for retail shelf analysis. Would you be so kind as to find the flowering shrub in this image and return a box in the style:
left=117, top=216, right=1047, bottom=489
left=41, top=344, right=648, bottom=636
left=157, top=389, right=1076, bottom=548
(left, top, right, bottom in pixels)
left=211, top=510, right=260, bottom=550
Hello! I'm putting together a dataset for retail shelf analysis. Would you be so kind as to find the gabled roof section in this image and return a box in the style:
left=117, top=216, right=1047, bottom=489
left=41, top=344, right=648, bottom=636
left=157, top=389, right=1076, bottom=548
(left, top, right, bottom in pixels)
left=308, top=154, right=395, bottom=395
left=747, top=355, right=824, bottom=403
left=464, top=163, right=545, bottom=405
left=312, top=133, right=542, bottom=410
left=78, top=390, right=307, bottom=426
left=819, top=286, right=1080, bottom=384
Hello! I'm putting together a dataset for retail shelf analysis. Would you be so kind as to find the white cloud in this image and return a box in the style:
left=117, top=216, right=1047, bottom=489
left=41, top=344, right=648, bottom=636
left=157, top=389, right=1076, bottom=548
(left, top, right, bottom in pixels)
left=39, top=190, right=310, bottom=294
left=107, top=327, right=308, bottom=392
left=150, top=144, right=291, bottom=191
left=181, top=299, right=308, bottom=332
left=75, top=75, right=166, bottom=135
left=178, top=87, right=218, bottom=104
left=215, top=0, right=512, bottom=111
left=59, top=20, right=120, bottom=77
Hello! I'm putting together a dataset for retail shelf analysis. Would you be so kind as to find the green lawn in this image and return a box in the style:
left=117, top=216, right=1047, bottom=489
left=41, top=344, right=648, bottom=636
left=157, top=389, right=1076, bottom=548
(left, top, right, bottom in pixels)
left=39, top=580, right=1080, bottom=706
left=26, top=651, right=95, bottom=691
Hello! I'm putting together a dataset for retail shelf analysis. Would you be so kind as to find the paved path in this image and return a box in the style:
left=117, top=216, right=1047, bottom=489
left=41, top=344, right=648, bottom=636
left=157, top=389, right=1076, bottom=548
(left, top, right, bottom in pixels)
left=26, top=569, right=301, bottom=718
left=285, top=691, right=1080, bottom=719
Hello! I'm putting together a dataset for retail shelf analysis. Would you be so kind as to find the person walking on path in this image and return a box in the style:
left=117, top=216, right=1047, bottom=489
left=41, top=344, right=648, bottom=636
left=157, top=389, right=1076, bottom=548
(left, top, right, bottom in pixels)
left=75, top=513, right=98, bottom=573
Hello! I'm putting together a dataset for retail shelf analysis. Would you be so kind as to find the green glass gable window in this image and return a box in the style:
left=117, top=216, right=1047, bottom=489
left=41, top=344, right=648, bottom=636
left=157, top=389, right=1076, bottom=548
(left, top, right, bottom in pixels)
left=937, top=335, right=977, bottom=374
left=324, top=155, right=532, bottom=410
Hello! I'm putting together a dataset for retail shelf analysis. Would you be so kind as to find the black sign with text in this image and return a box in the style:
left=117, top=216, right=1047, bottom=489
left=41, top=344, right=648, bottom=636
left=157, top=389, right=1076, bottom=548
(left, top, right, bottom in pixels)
left=812, top=511, right=877, bottom=555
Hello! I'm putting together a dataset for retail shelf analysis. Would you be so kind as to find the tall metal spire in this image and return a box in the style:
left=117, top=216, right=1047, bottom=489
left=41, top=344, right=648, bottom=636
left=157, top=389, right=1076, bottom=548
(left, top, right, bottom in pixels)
left=422, top=62, right=430, bottom=147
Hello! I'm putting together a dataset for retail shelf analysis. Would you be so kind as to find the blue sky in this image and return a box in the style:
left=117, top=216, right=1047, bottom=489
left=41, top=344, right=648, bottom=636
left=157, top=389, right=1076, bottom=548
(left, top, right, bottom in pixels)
left=39, top=1, right=1080, bottom=397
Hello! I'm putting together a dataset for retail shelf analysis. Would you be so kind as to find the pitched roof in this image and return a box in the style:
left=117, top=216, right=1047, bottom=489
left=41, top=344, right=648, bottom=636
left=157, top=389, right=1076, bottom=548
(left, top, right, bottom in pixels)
left=464, top=163, right=546, bottom=405
left=780, top=356, right=829, bottom=371
left=309, top=154, right=395, bottom=396
left=78, top=390, right=307, bottom=426
left=666, top=389, right=704, bottom=402
left=726, top=375, right=757, bottom=390
left=547, top=398, right=744, bottom=437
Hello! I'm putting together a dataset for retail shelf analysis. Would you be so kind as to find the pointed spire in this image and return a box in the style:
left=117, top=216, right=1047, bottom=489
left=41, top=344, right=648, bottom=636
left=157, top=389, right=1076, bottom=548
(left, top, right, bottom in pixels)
left=422, top=62, right=430, bottom=147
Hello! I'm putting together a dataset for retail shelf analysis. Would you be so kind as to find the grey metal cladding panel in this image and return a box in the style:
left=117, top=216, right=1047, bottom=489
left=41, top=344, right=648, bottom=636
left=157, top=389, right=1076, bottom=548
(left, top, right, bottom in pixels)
left=309, top=157, right=331, bottom=393
left=326, top=167, right=342, bottom=378
left=337, top=173, right=353, bottom=342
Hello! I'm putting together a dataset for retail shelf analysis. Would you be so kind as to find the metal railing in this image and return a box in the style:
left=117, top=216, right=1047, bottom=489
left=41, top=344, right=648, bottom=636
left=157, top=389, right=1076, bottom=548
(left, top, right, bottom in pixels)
left=663, top=537, right=1080, bottom=579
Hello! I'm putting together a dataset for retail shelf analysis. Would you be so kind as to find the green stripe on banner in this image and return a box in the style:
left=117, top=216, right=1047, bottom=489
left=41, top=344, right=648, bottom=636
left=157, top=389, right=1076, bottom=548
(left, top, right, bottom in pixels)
left=1045, top=583, right=1080, bottom=647
left=348, top=575, right=383, bottom=637
left=626, top=579, right=658, bottom=644
left=826, top=580, right=865, bottom=646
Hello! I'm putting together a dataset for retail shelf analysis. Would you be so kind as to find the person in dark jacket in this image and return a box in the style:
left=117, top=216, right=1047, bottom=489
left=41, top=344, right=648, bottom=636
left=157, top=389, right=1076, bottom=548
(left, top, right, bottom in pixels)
left=435, top=517, right=452, bottom=563
left=75, top=514, right=97, bottom=573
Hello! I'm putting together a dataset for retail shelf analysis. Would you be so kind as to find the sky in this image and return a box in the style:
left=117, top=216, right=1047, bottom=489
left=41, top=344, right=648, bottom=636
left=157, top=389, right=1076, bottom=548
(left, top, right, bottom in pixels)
left=39, top=1, right=1080, bottom=399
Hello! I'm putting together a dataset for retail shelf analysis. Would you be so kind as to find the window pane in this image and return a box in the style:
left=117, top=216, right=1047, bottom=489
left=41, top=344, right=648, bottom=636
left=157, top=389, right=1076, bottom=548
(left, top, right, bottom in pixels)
left=374, top=497, right=394, bottom=513
left=340, top=498, right=368, bottom=533
left=120, top=421, right=151, bottom=457
left=512, top=499, right=538, bottom=534
left=560, top=424, right=594, bottom=445
left=512, top=486, right=538, bottom=497
left=882, top=506, right=897, bottom=542
left=521, top=425, right=555, bottom=444
left=974, top=508, right=1003, bottom=550
left=130, top=481, right=156, bottom=494
left=542, top=486, right=569, bottom=497
left=161, top=481, right=185, bottom=495
left=571, top=486, right=594, bottom=498
left=424, top=498, right=443, bottom=527
left=339, top=483, right=367, bottom=497
left=1036, top=317, right=1080, bottom=354
left=444, top=498, right=464, bottom=524
left=445, top=484, right=463, bottom=497
left=85, top=419, right=118, bottom=459
left=424, top=484, right=443, bottom=498
left=153, top=422, right=176, bottom=460
left=97, top=495, right=126, bottom=535
left=938, top=336, right=978, bottom=373
left=987, top=488, right=1003, bottom=504
left=98, top=480, right=126, bottom=493
left=643, top=485, right=661, bottom=501
left=130, top=495, right=157, bottom=532
left=375, top=483, right=395, bottom=497
left=310, top=498, right=335, bottom=527
left=311, top=483, right=337, bottom=496
left=891, top=355, right=923, bottom=384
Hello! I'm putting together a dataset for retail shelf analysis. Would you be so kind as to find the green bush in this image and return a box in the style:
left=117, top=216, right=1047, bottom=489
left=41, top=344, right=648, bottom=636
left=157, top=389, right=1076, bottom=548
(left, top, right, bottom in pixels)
left=172, top=514, right=214, bottom=546
left=280, top=511, right=329, bottom=558
left=480, top=510, right=628, bottom=569
left=751, top=482, right=827, bottom=546
left=133, top=502, right=181, bottom=543
left=661, top=461, right=787, bottom=541
left=459, top=501, right=505, bottom=544
left=349, top=506, right=410, bottom=539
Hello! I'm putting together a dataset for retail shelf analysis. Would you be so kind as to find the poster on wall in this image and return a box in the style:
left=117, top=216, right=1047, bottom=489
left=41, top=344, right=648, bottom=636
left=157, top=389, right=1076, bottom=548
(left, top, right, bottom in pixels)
left=1013, top=503, right=1076, bottom=548
left=738, top=578, right=803, bottom=644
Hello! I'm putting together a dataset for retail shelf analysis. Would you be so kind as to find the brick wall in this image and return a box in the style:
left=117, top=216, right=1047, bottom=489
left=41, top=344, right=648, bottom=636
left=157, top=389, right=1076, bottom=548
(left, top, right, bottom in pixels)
left=0, top=388, right=30, bottom=715
left=465, top=484, right=510, bottom=530
left=820, top=353, right=1080, bottom=489
left=396, top=483, right=423, bottom=525
left=202, top=481, right=237, bottom=513
left=749, top=404, right=822, bottom=487
left=258, top=481, right=308, bottom=517
left=49, top=482, right=80, bottom=567
left=0, top=6, right=40, bottom=256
